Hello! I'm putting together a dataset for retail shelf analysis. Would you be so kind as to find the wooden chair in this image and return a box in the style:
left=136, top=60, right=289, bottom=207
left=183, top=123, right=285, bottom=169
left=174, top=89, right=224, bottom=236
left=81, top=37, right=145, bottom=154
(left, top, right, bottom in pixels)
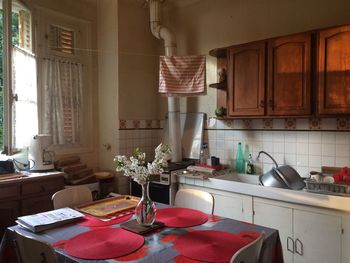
left=175, top=188, right=214, bottom=214
left=52, top=185, right=92, bottom=209
left=230, top=231, right=265, bottom=263
left=15, top=230, right=58, bottom=263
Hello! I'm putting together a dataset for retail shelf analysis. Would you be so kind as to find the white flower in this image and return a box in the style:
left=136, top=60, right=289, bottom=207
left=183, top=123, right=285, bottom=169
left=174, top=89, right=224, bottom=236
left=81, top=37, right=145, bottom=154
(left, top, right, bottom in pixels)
left=114, top=143, right=171, bottom=185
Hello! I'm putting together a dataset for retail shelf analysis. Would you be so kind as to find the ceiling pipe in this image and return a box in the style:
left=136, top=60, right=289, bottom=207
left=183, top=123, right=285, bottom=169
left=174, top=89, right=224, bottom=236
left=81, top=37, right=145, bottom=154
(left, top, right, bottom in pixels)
left=148, top=0, right=182, bottom=162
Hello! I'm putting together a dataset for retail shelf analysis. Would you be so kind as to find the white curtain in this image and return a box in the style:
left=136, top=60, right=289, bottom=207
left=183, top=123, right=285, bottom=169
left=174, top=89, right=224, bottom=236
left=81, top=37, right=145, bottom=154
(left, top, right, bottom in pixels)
left=12, top=46, right=38, bottom=149
left=42, top=58, right=83, bottom=145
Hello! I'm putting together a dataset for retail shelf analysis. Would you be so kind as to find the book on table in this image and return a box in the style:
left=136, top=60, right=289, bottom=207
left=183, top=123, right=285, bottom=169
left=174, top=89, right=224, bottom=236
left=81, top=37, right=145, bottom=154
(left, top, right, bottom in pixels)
left=16, top=207, right=84, bottom=233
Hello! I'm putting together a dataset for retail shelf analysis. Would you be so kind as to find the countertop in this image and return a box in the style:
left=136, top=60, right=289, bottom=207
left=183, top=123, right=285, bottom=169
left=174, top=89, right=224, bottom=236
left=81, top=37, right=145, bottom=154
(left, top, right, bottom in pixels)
left=178, top=171, right=350, bottom=213
left=0, top=171, right=64, bottom=185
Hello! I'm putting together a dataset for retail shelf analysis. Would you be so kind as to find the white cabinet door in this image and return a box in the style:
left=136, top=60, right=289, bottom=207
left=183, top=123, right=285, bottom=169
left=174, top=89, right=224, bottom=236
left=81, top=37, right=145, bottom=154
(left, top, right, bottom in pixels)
left=212, top=193, right=245, bottom=221
left=293, top=209, right=341, bottom=263
left=254, top=200, right=294, bottom=263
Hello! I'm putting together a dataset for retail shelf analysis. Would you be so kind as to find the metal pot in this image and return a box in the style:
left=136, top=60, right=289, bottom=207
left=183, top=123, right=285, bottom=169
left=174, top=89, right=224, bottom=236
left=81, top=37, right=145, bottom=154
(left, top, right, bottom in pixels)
left=258, top=151, right=305, bottom=190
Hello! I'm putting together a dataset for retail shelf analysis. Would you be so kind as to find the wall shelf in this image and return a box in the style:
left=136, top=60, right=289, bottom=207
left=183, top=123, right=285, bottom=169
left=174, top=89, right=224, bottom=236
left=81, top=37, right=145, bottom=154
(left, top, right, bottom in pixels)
left=209, top=82, right=227, bottom=90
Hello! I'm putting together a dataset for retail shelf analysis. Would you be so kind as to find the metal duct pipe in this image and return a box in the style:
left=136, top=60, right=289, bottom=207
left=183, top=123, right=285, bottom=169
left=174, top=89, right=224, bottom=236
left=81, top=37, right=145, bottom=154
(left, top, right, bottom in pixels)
left=148, top=0, right=182, bottom=162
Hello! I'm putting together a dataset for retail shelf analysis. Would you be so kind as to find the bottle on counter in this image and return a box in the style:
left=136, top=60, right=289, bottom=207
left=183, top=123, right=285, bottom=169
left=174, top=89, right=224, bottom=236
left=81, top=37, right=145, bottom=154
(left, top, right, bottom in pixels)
left=245, top=154, right=255, bottom=174
left=243, top=144, right=250, bottom=164
left=235, top=142, right=245, bottom=173
left=199, top=142, right=208, bottom=165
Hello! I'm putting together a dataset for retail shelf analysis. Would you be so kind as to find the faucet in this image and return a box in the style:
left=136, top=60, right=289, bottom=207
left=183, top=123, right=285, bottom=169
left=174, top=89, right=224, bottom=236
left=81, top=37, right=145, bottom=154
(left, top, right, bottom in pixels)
left=257, top=151, right=278, bottom=168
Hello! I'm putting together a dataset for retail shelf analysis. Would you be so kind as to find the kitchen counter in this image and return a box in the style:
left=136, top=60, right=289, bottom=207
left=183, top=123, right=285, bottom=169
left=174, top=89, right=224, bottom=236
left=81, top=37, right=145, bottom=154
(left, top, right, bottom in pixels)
left=0, top=170, right=64, bottom=185
left=178, top=171, right=350, bottom=213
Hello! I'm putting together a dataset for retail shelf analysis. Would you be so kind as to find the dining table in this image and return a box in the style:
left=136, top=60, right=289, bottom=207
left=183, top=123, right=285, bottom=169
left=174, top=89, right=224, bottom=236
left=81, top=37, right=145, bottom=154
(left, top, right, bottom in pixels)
left=0, top=198, right=283, bottom=263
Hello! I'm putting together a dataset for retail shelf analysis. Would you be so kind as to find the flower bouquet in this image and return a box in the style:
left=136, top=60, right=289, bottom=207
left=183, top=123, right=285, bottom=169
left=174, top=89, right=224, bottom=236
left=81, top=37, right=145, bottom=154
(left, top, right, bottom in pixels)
left=114, top=143, right=171, bottom=225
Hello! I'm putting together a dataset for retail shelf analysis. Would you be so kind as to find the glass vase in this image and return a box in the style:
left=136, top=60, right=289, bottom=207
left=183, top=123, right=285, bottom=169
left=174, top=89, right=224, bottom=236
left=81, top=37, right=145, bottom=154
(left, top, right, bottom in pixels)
left=135, top=181, right=156, bottom=226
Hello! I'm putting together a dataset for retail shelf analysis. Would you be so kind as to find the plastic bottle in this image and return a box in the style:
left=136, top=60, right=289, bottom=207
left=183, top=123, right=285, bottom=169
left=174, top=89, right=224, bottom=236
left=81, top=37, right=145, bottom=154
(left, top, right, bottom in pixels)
left=245, top=154, right=255, bottom=174
left=235, top=142, right=245, bottom=173
left=199, top=142, right=208, bottom=165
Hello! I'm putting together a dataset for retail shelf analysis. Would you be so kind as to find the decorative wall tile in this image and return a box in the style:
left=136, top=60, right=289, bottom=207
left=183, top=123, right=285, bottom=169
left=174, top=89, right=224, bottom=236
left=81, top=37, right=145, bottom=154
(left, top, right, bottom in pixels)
left=284, top=118, right=296, bottom=130
left=262, top=119, right=273, bottom=129
left=146, top=120, right=152, bottom=129
left=132, top=120, right=140, bottom=129
left=309, top=118, right=321, bottom=130
left=224, top=120, right=234, bottom=129
left=336, top=118, right=350, bottom=130
left=119, top=120, right=126, bottom=129
left=242, top=119, right=252, bottom=129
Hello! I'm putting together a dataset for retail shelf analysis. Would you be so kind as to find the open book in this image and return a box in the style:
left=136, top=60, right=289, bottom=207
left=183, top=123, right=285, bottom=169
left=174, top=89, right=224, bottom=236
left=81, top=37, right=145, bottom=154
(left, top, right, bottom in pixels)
left=16, top=207, right=84, bottom=233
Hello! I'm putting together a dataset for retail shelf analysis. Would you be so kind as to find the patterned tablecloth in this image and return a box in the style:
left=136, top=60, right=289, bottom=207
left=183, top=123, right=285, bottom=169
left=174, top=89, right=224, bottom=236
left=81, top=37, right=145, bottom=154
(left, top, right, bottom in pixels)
left=0, top=203, right=283, bottom=263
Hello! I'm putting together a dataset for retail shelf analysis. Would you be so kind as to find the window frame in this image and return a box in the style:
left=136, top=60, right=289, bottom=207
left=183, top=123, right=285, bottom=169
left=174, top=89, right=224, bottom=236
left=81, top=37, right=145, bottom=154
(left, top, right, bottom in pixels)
left=36, top=7, right=94, bottom=155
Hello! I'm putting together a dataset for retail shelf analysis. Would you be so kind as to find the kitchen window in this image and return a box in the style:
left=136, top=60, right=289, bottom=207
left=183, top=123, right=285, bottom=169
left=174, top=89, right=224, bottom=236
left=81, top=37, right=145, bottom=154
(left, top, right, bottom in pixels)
left=0, top=0, right=37, bottom=154
left=37, top=8, right=93, bottom=153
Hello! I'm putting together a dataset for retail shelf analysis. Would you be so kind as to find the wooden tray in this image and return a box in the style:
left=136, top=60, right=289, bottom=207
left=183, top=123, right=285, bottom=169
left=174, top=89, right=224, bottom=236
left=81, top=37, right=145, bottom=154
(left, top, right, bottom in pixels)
left=76, top=195, right=139, bottom=217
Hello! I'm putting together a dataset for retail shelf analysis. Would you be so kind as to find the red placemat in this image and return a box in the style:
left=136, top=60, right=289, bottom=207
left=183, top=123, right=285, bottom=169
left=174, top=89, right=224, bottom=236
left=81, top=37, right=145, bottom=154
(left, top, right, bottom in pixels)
left=78, top=213, right=133, bottom=227
left=174, top=230, right=256, bottom=263
left=64, top=228, right=144, bottom=259
left=156, top=208, right=208, bottom=228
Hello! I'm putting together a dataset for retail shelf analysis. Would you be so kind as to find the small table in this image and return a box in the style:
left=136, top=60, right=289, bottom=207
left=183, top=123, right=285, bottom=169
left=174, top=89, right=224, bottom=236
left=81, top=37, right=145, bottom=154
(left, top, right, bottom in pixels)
left=0, top=202, right=283, bottom=263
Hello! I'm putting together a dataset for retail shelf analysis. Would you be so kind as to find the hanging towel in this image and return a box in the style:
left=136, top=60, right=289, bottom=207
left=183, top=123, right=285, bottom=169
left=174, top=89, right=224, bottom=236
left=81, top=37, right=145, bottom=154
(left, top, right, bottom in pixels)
left=159, top=55, right=206, bottom=97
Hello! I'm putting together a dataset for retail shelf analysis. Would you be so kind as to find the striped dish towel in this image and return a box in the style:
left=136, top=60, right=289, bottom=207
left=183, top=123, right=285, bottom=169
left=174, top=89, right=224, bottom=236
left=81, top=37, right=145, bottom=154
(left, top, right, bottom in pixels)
left=159, top=55, right=206, bottom=96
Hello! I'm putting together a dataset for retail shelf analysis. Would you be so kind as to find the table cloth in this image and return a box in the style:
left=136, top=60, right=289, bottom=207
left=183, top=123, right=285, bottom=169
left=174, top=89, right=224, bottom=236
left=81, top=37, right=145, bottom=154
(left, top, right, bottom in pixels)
left=0, top=203, right=283, bottom=263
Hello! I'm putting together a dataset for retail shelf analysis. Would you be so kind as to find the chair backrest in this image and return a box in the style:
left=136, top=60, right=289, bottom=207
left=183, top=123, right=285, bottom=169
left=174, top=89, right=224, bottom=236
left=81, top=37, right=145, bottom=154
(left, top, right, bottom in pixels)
left=175, top=188, right=214, bottom=214
left=230, top=231, right=265, bottom=263
left=52, top=185, right=93, bottom=209
left=15, top=230, right=58, bottom=263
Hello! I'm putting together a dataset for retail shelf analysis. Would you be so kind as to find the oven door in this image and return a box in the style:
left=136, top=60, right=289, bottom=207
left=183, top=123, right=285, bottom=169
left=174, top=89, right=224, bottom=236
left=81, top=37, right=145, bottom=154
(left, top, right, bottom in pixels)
left=131, top=181, right=170, bottom=205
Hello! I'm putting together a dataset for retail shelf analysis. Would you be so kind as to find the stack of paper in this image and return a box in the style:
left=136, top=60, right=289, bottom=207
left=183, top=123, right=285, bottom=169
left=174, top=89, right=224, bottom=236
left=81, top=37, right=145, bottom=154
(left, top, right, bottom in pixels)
left=16, top=207, right=84, bottom=233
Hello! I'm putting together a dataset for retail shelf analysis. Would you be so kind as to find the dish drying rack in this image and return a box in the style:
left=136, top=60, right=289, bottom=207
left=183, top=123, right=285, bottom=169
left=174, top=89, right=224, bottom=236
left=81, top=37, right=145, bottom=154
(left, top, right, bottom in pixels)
left=304, top=179, right=350, bottom=196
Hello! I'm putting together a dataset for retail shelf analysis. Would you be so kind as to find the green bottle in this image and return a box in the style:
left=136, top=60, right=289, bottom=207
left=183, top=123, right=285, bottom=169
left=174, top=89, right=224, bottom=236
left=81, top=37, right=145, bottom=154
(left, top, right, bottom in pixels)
left=235, top=142, right=244, bottom=173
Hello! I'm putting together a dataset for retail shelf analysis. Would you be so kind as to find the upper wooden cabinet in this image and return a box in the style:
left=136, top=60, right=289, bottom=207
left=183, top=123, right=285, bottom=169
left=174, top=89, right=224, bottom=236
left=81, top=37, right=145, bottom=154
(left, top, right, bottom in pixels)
left=227, top=42, right=266, bottom=116
left=267, top=33, right=311, bottom=116
left=225, top=34, right=311, bottom=118
left=318, top=25, right=350, bottom=115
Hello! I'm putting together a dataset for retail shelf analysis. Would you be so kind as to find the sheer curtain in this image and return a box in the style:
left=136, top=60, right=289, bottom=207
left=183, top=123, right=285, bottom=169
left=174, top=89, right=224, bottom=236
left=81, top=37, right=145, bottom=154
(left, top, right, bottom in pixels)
left=42, top=58, right=83, bottom=145
left=12, top=47, right=38, bottom=149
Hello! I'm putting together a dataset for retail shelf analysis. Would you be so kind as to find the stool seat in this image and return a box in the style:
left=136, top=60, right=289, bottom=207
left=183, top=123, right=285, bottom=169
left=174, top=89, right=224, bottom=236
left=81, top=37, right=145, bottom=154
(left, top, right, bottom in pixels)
left=94, top=172, right=114, bottom=180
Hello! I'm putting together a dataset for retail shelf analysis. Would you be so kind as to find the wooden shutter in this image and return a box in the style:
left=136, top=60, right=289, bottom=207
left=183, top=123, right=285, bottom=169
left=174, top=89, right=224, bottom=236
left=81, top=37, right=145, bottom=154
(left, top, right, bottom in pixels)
left=49, top=25, right=75, bottom=55
left=18, top=10, right=31, bottom=51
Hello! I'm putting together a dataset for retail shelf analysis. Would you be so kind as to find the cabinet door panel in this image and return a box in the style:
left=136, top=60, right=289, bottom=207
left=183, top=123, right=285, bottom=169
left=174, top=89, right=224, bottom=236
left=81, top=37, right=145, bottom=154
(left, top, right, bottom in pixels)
left=318, top=25, right=350, bottom=114
left=293, top=209, right=341, bottom=263
left=268, top=33, right=311, bottom=116
left=254, top=200, right=293, bottom=263
left=212, top=193, right=245, bottom=221
left=227, top=42, right=265, bottom=116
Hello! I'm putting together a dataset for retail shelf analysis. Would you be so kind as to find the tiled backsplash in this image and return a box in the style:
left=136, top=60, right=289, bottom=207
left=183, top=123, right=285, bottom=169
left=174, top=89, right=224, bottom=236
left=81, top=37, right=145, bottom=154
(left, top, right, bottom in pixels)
left=118, top=119, right=162, bottom=161
left=205, top=118, right=350, bottom=177
left=118, top=118, right=350, bottom=177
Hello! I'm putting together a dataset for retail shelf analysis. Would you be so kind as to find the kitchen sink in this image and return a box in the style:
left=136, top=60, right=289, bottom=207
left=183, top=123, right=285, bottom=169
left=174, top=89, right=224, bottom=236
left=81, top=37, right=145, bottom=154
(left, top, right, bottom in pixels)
left=213, top=173, right=261, bottom=185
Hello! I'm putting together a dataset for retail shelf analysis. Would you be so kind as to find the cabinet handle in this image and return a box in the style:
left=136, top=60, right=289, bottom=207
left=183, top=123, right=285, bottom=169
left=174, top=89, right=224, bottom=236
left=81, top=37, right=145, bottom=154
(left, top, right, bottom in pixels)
left=287, top=236, right=294, bottom=254
left=295, top=238, right=303, bottom=255
left=259, top=100, right=265, bottom=108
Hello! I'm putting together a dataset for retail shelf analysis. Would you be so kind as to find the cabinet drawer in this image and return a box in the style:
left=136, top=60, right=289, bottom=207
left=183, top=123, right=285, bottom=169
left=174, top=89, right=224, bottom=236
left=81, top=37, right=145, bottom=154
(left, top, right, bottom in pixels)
left=0, top=183, right=20, bottom=200
left=21, top=177, right=64, bottom=196
left=21, top=194, right=54, bottom=215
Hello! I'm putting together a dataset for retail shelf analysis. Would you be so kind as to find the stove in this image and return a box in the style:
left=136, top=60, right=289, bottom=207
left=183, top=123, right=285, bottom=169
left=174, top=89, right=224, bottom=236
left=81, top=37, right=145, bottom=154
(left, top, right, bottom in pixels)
left=130, top=160, right=195, bottom=205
